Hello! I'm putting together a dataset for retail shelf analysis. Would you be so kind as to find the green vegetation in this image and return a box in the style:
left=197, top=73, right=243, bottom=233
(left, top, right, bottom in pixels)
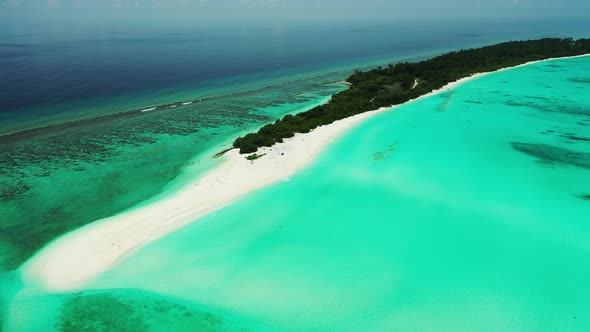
left=246, top=153, right=265, bottom=161
left=233, top=38, right=590, bottom=154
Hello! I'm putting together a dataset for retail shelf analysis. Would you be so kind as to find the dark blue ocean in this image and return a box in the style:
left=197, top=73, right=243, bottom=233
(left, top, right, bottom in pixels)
left=2, top=19, right=589, bottom=134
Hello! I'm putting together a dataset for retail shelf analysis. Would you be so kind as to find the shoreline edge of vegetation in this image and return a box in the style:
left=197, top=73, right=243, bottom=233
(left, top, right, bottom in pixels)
left=231, top=38, right=590, bottom=154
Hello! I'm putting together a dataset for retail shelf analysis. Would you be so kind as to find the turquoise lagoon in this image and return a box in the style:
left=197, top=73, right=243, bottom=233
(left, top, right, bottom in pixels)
left=7, top=57, right=590, bottom=330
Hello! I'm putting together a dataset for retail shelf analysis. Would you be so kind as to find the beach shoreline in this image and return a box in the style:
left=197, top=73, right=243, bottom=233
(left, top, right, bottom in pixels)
left=20, top=54, right=589, bottom=293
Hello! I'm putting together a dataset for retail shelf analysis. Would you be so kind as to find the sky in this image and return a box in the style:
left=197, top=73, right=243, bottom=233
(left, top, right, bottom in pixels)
left=1, top=0, right=590, bottom=25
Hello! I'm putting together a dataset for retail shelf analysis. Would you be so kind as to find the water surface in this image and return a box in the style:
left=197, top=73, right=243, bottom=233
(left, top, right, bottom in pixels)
left=8, top=55, right=590, bottom=331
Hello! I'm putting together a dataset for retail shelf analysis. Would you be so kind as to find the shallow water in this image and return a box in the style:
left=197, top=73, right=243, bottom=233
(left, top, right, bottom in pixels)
left=8, top=56, right=590, bottom=331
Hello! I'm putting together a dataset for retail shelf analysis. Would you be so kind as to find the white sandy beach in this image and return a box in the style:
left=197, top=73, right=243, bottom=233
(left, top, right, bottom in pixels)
left=20, top=54, right=589, bottom=292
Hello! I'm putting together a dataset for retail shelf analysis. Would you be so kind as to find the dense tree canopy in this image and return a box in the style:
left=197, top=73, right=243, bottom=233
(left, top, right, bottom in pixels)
left=233, top=38, right=590, bottom=154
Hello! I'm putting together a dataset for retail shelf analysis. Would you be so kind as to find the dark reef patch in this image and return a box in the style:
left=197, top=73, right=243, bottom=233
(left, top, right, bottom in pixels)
left=59, top=293, right=148, bottom=332
left=503, top=99, right=590, bottom=117
left=569, top=77, right=590, bottom=84
left=559, top=134, right=590, bottom=142
left=464, top=100, right=483, bottom=105
left=0, top=182, right=30, bottom=202
left=539, top=129, right=556, bottom=135
left=373, top=144, right=397, bottom=161
left=527, top=95, right=552, bottom=102
left=57, top=289, right=243, bottom=332
left=437, top=91, right=453, bottom=112
left=578, top=194, right=590, bottom=201
left=511, top=142, right=590, bottom=169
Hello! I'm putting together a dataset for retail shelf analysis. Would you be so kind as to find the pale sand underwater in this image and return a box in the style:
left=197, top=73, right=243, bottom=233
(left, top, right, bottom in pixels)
left=20, top=54, right=590, bottom=293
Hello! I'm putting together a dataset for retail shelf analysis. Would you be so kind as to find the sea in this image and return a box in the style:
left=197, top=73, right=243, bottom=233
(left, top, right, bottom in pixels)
left=2, top=19, right=590, bottom=331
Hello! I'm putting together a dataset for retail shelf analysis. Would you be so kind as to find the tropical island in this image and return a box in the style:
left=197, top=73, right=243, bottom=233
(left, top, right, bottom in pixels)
left=233, top=38, right=590, bottom=154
